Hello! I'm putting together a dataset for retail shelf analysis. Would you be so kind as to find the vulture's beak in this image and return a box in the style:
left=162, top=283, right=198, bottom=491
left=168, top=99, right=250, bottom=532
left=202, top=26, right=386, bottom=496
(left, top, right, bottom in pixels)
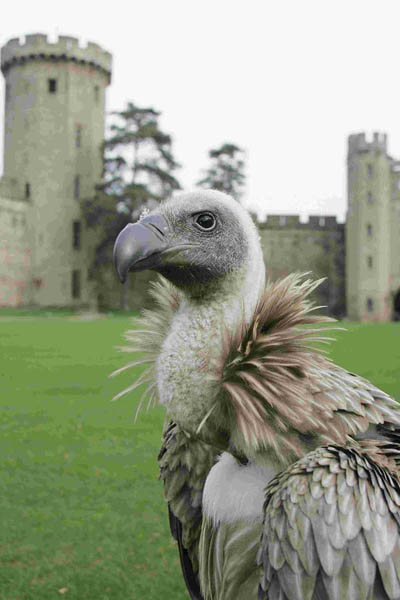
left=113, top=214, right=190, bottom=283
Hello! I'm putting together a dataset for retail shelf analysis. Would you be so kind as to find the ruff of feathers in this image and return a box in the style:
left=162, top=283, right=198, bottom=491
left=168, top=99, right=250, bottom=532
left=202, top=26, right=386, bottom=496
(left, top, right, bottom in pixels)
left=111, top=272, right=399, bottom=473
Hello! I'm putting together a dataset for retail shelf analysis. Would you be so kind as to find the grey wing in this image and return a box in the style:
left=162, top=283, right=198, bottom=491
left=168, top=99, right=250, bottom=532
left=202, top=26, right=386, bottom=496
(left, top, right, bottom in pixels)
left=158, top=419, right=218, bottom=600
left=309, top=365, right=400, bottom=444
left=258, top=445, right=400, bottom=600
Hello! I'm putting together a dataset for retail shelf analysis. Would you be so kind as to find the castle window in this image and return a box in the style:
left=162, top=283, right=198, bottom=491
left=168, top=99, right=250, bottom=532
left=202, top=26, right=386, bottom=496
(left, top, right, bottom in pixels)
left=72, top=270, right=81, bottom=299
left=367, top=164, right=373, bottom=178
left=367, top=191, right=373, bottom=204
left=94, top=85, right=99, bottom=104
left=366, top=298, right=374, bottom=312
left=74, top=175, right=80, bottom=199
left=367, top=223, right=372, bottom=237
left=279, top=216, right=286, bottom=226
left=25, top=183, right=30, bottom=199
left=367, top=255, right=373, bottom=268
left=76, top=125, right=82, bottom=148
left=48, top=79, right=57, bottom=93
left=73, top=221, right=81, bottom=250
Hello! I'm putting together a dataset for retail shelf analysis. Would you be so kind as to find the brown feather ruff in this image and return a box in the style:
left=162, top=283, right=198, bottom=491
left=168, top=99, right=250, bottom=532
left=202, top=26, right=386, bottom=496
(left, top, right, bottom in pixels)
left=213, top=273, right=400, bottom=468
left=111, top=272, right=400, bottom=472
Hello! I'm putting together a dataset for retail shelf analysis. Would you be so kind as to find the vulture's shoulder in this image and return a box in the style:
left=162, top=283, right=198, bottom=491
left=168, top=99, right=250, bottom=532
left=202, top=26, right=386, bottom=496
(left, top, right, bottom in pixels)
left=216, top=272, right=400, bottom=462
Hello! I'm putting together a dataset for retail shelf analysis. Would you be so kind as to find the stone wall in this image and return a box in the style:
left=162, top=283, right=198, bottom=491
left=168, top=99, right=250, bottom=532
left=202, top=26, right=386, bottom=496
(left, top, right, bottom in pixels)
left=0, top=192, right=31, bottom=306
left=259, top=215, right=346, bottom=317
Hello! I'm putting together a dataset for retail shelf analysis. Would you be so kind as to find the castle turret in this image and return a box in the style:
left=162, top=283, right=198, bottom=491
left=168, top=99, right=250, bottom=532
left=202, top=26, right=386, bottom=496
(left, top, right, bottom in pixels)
left=346, top=132, right=392, bottom=321
left=0, top=33, right=112, bottom=307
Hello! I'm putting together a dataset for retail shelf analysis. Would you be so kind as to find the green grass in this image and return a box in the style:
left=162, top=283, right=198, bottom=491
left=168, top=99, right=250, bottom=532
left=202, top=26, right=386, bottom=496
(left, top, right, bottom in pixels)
left=0, top=314, right=399, bottom=599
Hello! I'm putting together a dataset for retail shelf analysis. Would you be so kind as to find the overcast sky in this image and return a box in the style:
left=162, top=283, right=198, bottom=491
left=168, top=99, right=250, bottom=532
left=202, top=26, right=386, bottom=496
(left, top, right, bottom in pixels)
left=1, top=0, right=399, bottom=222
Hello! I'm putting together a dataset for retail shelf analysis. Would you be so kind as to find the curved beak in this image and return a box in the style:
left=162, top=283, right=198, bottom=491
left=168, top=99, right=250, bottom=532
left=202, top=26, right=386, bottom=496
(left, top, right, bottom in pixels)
left=113, top=213, right=191, bottom=283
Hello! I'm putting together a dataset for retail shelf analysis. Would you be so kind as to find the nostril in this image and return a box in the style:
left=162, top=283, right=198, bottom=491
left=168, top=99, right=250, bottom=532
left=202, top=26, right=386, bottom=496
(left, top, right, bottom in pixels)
left=147, top=222, right=165, bottom=237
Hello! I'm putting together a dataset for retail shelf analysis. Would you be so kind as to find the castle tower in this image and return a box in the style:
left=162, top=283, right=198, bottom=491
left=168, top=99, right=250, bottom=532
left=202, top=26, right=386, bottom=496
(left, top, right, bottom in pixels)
left=0, top=33, right=112, bottom=307
left=346, top=132, right=393, bottom=321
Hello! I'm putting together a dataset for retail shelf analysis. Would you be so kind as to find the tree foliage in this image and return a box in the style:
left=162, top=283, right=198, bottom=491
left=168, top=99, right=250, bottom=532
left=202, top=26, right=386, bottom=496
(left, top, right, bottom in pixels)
left=197, top=143, right=246, bottom=201
left=81, top=102, right=181, bottom=308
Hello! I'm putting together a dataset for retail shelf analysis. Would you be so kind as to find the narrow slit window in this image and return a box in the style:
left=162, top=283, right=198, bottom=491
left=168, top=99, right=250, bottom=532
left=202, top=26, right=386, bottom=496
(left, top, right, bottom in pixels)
left=367, top=191, right=373, bottom=204
left=366, top=298, right=374, bottom=312
left=94, top=85, right=99, bottom=104
left=73, top=221, right=81, bottom=250
left=48, top=79, right=57, bottom=93
left=74, top=176, right=80, bottom=199
left=25, top=183, right=30, bottom=199
left=367, top=223, right=372, bottom=237
left=367, top=255, right=373, bottom=268
left=72, top=270, right=81, bottom=299
left=367, top=164, right=373, bottom=178
left=76, top=125, right=82, bottom=148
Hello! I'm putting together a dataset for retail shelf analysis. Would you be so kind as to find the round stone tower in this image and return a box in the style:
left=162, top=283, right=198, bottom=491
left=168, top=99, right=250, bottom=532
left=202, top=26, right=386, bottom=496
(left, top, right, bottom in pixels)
left=346, top=132, right=392, bottom=321
left=0, top=33, right=112, bottom=308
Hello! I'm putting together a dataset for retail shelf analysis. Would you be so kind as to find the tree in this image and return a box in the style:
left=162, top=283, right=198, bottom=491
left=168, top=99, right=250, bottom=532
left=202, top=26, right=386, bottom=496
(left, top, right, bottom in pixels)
left=196, top=143, right=246, bottom=201
left=81, top=101, right=181, bottom=310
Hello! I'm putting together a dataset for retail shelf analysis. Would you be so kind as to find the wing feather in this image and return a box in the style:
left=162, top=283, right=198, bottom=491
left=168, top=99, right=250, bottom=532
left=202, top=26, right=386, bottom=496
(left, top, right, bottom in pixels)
left=258, top=446, right=400, bottom=600
left=158, top=419, right=217, bottom=600
left=199, top=516, right=261, bottom=600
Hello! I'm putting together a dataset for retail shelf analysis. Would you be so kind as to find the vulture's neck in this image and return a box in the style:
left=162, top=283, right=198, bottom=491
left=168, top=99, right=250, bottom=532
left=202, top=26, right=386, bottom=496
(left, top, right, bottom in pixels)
left=156, top=253, right=266, bottom=446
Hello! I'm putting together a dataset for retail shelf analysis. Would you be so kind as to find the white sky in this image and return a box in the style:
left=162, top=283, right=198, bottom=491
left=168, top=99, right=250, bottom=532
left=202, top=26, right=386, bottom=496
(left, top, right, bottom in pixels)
left=1, top=0, right=400, bottom=222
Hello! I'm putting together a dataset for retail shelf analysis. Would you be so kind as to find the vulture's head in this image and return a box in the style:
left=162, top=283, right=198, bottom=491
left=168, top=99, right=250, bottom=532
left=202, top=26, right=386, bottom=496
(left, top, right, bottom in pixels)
left=113, top=189, right=265, bottom=304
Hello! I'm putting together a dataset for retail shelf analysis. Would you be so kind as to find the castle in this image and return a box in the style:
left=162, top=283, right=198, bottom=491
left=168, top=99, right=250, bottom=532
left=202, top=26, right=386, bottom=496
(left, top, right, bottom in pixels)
left=0, top=34, right=111, bottom=310
left=0, top=33, right=399, bottom=321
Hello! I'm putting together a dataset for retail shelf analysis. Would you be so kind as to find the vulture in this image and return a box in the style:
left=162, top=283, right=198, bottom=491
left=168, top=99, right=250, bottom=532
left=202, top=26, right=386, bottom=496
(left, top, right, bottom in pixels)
left=112, top=189, right=400, bottom=600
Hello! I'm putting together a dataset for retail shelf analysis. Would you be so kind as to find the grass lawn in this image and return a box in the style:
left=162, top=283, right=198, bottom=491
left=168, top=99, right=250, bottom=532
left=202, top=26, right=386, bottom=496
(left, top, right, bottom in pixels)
left=0, top=313, right=399, bottom=599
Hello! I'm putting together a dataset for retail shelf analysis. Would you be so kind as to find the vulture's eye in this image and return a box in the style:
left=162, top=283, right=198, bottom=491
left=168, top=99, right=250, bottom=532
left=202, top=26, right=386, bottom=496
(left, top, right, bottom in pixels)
left=194, top=213, right=216, bottom=231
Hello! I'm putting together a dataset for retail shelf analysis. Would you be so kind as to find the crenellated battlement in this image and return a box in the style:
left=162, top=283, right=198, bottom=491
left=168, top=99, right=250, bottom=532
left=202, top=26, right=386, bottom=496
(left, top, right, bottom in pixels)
left=347, top=131, right=387, bottom=156
left=258, top=214, right=342, bottom=230
left=1, top=33, right=112, bottom=81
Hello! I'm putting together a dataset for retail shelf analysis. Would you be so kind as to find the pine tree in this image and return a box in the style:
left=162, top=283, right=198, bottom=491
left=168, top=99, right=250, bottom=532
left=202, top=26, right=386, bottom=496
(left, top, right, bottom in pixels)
left=197, top=143, right=245, bottom=201
left=81, top=101, right=181, bottom=310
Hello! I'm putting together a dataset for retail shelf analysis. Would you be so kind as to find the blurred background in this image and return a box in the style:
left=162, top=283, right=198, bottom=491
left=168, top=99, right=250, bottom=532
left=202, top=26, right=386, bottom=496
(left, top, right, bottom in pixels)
left=1, top=0, right=400, bottom=318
